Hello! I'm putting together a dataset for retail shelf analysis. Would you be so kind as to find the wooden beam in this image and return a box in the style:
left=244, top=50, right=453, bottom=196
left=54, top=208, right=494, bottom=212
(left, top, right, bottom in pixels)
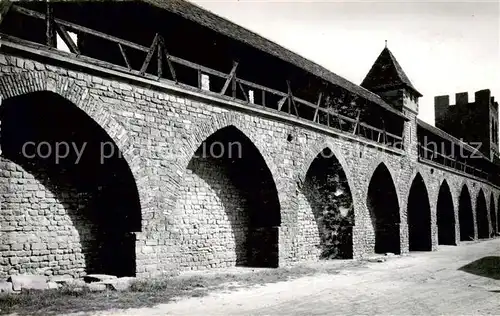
left=159, top=36, right=177, bottom=82
left=157, top=40, right=163, bottom=79
left=11, top=5, right=149, bottom=52
left=352, top=109, right=361, bottom=135
left=118, top=43, right=131, bottom=70
left=277, top=96, right=287, bottom=111
left=45, top=3, right=56, bottom=48
left=220, top=61, right=238, bottom=95
left=237, top=82, right=249, bottom=103
left=0, top=1, right=11, bottom=26
left=197, top=69, right=202, bottom=89
left=55, top=23, right=79, bottom=54
left=286, top=81, right=299, bottom=117
left=313, top=92, right=322, bottom=123
left=140, top=34, right=159, bottom=75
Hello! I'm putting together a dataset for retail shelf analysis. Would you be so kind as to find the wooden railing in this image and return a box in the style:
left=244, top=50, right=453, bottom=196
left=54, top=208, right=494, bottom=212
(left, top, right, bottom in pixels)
left=4, top=4, right=404, bottom=149
left=418, top=145, right=490, bottom=180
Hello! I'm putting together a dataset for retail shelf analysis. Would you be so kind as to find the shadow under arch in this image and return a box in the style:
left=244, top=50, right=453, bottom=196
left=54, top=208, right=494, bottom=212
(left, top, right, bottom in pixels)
left=301, top=147, right=354, bottom=259
left=0, top=91, right=141, bottom=277
left=367, top=163, right=400, bottom=255
left=459, top=184, right=474, bottom=241
left=407, top=173, right=432, bottom=251
left=437, top=180, right=456, bottom=245
left=175, top=125, right=281, bottom=268
left=476, top=189, right=489, bottom=239
left=490, top=193, right=497, bottom=237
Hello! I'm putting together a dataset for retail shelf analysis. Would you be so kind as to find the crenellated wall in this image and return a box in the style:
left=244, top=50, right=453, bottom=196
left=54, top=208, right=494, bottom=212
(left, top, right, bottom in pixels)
left=0, top=53, right=498, bottom=279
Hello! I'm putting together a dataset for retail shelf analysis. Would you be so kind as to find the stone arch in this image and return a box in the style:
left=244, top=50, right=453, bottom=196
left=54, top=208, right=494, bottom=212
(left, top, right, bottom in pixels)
left=0, top=72, right=144, bottom=207
left=458, top=183, right=474, bottom=241
left=407, top=172, right=432, bottom=251
left=437, top=179, right=456, bottom=245
left=0, top=89, right=142, bottom=277
left=476, top=189, right=489, bottom=239
left=297, top=145, right=355, bottom=260
left=170, top=112, right=282, bottom=211
left=173, top=123, right=281, bottom=269
left=298, top=140, right=359, bottom=214
left=367, top=162, right=401, bottom=255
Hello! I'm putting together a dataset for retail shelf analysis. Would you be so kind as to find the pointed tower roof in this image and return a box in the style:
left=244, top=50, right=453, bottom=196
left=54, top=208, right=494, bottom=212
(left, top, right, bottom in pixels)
left=361, top=46, right=422, bottom=97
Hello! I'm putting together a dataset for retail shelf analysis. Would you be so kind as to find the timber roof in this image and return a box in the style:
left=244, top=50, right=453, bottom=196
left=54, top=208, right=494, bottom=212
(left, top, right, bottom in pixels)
left=361, top=47, right=422, bottom=97
left=138, top=0, right=408, bottom=119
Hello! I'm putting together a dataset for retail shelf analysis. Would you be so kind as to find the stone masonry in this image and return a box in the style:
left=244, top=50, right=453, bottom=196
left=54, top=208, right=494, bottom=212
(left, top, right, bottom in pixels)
left=0, top=53, right=499, bottom=278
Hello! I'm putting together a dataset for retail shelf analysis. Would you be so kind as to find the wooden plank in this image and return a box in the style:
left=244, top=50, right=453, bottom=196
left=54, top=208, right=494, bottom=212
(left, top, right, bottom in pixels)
left=168, top=55, right=226, bottom=79
left=139, top=34, right=159, bottom=75
left=236, top=77, right=287, bottom=98
left=11, top=5, right=149, bottom=52
left=220, top=61, right=238, bottom=95
left=118, top=43, right=131, bottom=70
left=312, top=92, right=322, bottom=123
left=45, top=3, right=56, bottom=47
left=0, top=1, right=11, bottom=25
left=55, top=23, right=79, bottom=54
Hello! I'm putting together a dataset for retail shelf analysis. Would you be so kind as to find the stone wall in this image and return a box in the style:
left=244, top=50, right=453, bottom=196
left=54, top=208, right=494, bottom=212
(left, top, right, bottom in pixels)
left=0, top=53, right=499, bottom=278
left=0, top=158, right=92, bottom=278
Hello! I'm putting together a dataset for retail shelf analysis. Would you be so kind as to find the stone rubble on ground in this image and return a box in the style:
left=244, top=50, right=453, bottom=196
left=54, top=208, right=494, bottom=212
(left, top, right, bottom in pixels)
left=0, top=274, right=136, bottom=294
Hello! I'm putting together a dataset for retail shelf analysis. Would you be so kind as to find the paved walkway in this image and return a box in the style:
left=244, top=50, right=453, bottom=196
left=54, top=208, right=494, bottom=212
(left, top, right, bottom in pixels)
left=87, top=239, right=500, bottom=315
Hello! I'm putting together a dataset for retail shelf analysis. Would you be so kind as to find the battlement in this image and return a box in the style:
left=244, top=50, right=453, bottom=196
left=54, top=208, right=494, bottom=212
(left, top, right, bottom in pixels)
left=435, top=89, right=494, bottom=108
left=435, top=89, right=497, bottom=122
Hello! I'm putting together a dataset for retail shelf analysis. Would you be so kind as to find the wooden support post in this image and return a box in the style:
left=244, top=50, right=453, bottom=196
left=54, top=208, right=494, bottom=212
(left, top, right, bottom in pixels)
left=353, top=109, right=361, bottom=135
left=286, top=80, right=299, bottom=117
left=45, top=3, right=56, bottom=48
left=157, top=39, right=163, bottom=79
left=277, top=96, right=287, bottom=112
left=262, top=90, right=266, bottom=106
left=157, top=36, right=177, bottom=82
left=55, top=24, right=79, bottom=54
left=197, top=69, right=202, bottom=89
left=220, top=61, right=239, bottom=95
left=237, top=82, right=249, bottom=103
left=140, top=33, right=159, bottom=75
left=0, top=1, right=12, bottom=26
left=118, top=43, right=131, bottom=70
left=313, top=92, right=322, bottom=123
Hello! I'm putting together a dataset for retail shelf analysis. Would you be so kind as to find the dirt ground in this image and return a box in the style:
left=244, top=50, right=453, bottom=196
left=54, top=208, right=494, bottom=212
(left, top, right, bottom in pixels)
left=69, top=238, right=500, bottom=316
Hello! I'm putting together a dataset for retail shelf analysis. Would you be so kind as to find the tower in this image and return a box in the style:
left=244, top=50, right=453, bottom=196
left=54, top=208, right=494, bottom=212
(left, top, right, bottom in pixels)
left=361, top=44, right=422, bottom=157
left=361, top=45, right=422, bottom=115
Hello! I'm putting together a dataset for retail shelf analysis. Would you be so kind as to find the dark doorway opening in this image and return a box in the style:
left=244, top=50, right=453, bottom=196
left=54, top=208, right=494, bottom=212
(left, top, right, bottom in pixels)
left=459, top=185, right=474, bottom=241
left=476, top=190, right=489, bottom=239
left=367, top=163, right=401, bottom=255
left=302, top=148, right=354, bottom=259
left=407, top=173, right=432, bottom=251
left=437, top=180, right=456, bottom=245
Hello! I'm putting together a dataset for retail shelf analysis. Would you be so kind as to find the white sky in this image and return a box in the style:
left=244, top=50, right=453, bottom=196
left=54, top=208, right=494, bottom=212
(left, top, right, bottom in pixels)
left=191, top=0, right=500, bottom=125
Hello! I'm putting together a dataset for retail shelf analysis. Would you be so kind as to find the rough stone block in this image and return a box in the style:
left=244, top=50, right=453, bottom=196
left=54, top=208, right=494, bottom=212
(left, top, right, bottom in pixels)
left=83, top=274, right=117, bottom=283
left=8, top=275, right=48, bottom=291
left=0, top=281, right=15, bottom=293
